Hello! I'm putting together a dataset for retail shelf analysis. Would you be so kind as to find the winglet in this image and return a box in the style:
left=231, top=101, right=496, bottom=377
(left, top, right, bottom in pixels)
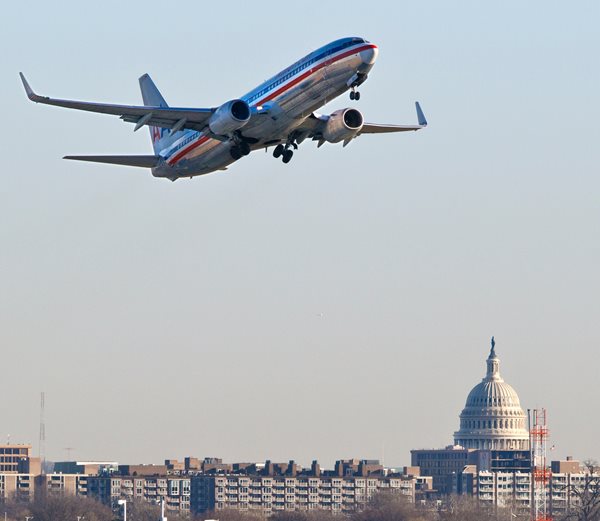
left=415, top=101, right=427, bottom=126
left=19, top=73, right=43, bottom=102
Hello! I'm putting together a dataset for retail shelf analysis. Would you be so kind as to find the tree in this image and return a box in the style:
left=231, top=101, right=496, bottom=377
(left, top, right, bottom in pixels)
left=271, top=510, right=338, bottom=521
left=196, top=507, right=263, bottom=521
left=558, top=460, right=600, bottom=521
left=2, top=497, right=31, bottom=521
left=435, top=495, right=493, bottom=521
left=4, top=495, right=114, bottom=521
left=435, top=495, right=528, bottom=521
left=125, top=499, right=189, bottom=521
left=352, top=490, right=429, bottom=521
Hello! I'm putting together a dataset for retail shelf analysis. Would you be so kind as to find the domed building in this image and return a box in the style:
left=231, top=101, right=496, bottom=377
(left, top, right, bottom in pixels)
left=411, top=338, right=532, bottom=494
left=454, top=339, right=529, bottom=450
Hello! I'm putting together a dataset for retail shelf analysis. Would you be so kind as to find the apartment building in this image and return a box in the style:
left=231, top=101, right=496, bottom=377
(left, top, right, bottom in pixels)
left=0, top=474, right=36, bottom=502
left=86, top=475, right=191, bottom=513
left=0, top=445, right=41, bottom=475
left=54, top=461, right=118, bottom=475
left=460, top=469, right=532, bottom=516
left=0, top=473, right=87, bottom=502
left=191, top=472, right=421, bottom=515
left=36, top=473, right=89, bottom=498
left=457, top=462, right=599, bottom=518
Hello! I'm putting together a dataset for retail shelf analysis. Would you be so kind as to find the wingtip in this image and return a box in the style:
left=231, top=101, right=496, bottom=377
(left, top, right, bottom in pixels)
left=19, top=72, right=37, bottom=101
left=415, top=101, right=427, bottom=127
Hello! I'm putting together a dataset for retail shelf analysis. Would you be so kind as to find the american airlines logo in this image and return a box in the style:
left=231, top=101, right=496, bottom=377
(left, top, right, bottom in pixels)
left=152, top=126, right=164, bottom=143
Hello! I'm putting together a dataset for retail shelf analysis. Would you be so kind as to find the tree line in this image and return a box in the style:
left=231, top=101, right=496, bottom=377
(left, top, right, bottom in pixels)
left=0, top=494, right=535, bottom=521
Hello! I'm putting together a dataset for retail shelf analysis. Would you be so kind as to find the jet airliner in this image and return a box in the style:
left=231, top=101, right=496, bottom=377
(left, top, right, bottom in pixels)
left=20, top=37, right=427, bottom=181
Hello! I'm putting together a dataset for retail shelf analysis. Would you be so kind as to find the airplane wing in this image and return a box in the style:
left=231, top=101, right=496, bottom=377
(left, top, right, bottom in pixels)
left=359, top=123, right=423, bottom=134
left=299, top=102, right=427, bottom=145
left=359, top=102, right=427, bottom=134
left=19, top=73, right=213, bottom=132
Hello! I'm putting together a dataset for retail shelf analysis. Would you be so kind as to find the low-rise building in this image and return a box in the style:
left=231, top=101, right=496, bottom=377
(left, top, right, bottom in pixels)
left=36, top=473, right=88, bottom=498
left=0, top=474, right=36, bottom=502
left=190, top=459, right=423, bottom=516
left=0, top=445, right=41, bottom=475
left=86, top=475, right=191, bottom=513
left=456, top=461, right=600, bottom=518
left=118, top=464, right=168, bottom=477
left=54, top=461, right=118, bottom=475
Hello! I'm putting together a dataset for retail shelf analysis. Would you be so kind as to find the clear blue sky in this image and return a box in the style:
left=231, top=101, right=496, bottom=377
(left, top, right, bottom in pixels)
left=1, top=1, right=598, bottom=467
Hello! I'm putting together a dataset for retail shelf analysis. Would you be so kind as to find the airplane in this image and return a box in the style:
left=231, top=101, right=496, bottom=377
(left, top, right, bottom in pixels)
left=20, top=37, right=427, bottom=182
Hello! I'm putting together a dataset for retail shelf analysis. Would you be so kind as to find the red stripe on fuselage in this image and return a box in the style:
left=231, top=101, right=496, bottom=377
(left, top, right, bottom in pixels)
left=167, top=44, right=377, bottom=165
left=258, top=43, right=376, bottom=106
left=168, top=135, right=210, bottom=164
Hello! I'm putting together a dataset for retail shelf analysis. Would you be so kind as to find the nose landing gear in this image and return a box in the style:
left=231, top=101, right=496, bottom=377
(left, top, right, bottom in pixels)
left=348, top=72, right=367, bottom=100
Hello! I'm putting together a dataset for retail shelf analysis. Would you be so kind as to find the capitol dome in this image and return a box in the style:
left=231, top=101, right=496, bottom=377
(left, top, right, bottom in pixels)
left=454, top=339, right=529, bottom=450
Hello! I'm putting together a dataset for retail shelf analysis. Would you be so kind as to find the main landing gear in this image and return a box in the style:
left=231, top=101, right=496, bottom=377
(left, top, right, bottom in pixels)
left=272, top=140, right=297, bottom=164
left=349, top=87, right=361, bottom=101
left=230, top=141, right=251, bottom=160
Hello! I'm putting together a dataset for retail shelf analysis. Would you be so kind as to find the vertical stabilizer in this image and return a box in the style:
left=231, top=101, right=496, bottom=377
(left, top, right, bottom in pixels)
left=139, top=74, right=170, bottom=154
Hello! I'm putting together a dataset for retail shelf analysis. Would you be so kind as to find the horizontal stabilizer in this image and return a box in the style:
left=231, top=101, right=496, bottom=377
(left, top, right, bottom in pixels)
left=63, top=155, right=160, bottom=168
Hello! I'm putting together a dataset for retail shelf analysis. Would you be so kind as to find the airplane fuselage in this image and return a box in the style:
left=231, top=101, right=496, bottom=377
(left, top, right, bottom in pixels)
left=21, top=37, right=426, bottom=178
left=153, top=38, right=378, bottom=179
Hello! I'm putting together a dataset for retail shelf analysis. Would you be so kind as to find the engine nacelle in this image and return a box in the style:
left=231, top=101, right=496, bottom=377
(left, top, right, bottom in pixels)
left=322, top=108, right=364, bottom=143
left=208, top=99, right=251, bottom=135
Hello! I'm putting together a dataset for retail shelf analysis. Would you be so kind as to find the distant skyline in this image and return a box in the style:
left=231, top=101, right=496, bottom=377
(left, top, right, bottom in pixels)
left=1, top=0, right=599, bottom=467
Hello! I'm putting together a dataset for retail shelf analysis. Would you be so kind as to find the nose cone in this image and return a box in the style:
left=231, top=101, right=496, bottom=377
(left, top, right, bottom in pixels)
left=360, top=44, right=378, bottom=66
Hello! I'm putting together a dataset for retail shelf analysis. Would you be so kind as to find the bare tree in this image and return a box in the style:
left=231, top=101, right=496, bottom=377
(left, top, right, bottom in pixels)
left=196, top=507, right=263, bottom=521
left=435, top=495, right=493, bottom=521
left=558, top=460, right=600, bottom=521
left=6, top=495, right=114, bottom=521
left=125, top=499, right=190, bottom=521
left=2, top=497, right=32, bottom=521
left=434, top=495, right=528, bottom=521
left=352, top=490, right=430, bottom=521
left=270, top=510, right=338, bottom=521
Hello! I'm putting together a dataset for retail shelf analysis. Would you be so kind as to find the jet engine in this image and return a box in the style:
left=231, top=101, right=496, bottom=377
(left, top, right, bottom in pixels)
left=208, top=99, right=251, bottom=135
left=321, top=108, right=364, bottom=143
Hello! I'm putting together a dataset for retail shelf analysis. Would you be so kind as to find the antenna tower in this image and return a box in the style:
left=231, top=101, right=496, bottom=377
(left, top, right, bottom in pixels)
left=529, top=408, right=551, bottom=521
left=39, top=392, right=46, bottom=473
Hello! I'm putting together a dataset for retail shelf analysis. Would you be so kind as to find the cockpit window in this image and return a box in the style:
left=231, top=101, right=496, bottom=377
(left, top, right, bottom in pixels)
left=351, top=37, right=365, bottom=44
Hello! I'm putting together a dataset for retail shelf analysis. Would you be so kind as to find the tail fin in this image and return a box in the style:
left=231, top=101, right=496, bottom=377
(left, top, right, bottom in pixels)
left=139, top=74, right=170, bottom=154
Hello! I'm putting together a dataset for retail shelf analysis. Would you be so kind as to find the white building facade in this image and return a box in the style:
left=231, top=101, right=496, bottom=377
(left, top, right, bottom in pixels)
left=454, top=341, right=529, bottom=451
left=191, top=475, right=418, bottom=515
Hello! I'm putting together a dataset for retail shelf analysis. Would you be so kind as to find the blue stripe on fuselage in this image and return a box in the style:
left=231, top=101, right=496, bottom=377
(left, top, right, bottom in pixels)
left=162, top=37, right=367, bottom=162
left=241, top=37, right=365, bottom=105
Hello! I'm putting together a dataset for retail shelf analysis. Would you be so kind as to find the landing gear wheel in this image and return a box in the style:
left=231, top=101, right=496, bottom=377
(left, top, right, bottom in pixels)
left=282, top=149, right=293, bottom=164
left=273, top=144, right=284, bottom=158
left=230, top=146, right=242, bottom=160
left=354, top=91, right=361, bottom=100
left=240, top=142, right=251, bottom=156
left=349, top=91, right=355, bottom=100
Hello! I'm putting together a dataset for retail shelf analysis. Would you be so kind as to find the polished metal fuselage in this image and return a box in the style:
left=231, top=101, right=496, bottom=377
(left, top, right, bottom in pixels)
left=152, top=40, right=377, bottom=180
